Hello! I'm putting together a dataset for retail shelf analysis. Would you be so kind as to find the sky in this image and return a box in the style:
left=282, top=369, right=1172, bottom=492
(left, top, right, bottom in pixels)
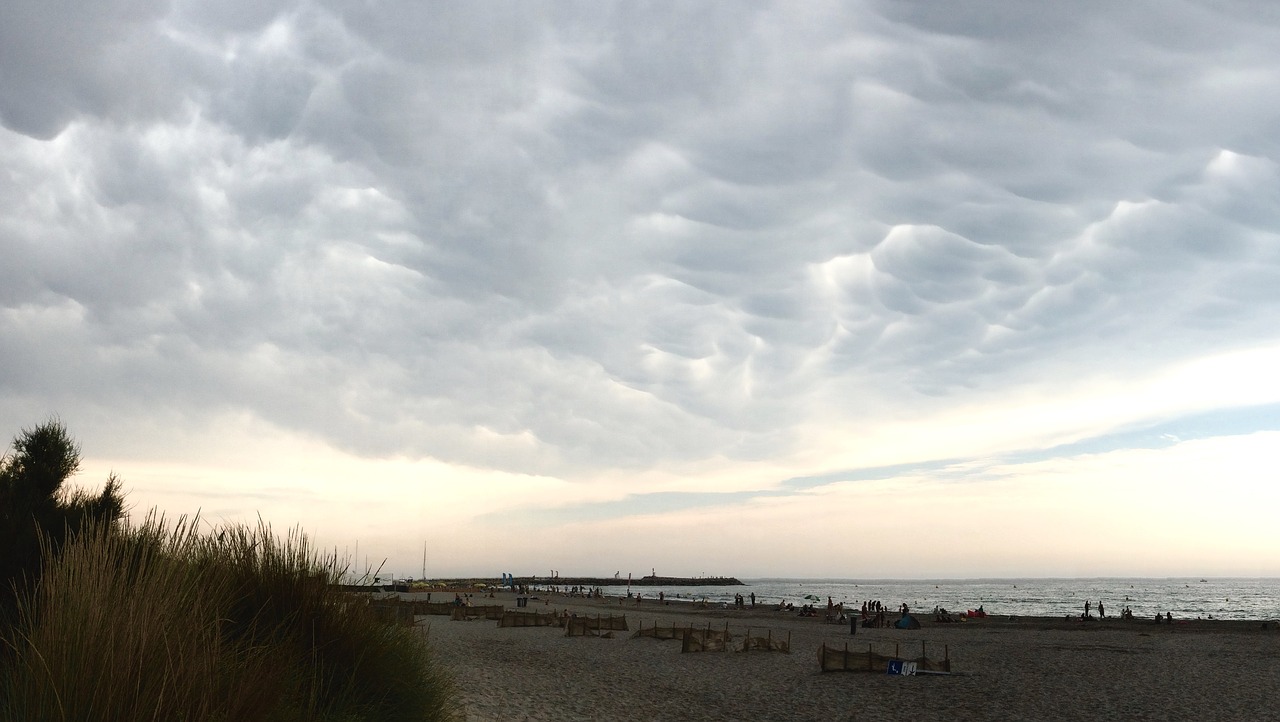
left=3, top=1, right=1280, bottom=580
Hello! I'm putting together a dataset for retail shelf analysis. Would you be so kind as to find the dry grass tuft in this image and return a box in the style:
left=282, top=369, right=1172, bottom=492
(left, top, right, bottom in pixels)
left=0, top=514, right=455, bottom=721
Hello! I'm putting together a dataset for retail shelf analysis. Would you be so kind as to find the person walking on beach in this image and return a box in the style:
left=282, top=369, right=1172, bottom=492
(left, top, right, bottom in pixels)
left=1098, top=600, right=1105, bottom=618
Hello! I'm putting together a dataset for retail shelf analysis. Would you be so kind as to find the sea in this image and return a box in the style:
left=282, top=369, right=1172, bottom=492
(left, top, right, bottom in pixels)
left=587, top=578, right=1280, bottom=621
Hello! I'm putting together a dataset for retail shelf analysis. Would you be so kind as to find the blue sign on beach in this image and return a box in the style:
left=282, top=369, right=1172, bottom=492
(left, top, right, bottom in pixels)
left=886, top=661, right=917, bottom=676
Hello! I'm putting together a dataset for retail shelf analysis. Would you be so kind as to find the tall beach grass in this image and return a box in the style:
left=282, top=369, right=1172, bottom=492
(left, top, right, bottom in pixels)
left=0, top=515, right=454, bottom=721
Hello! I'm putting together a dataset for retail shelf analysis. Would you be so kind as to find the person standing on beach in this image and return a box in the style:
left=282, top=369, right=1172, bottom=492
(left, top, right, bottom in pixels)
left=1098, top=600, right=1105, bottom=618
left=750, top=592, right=755, bottom=608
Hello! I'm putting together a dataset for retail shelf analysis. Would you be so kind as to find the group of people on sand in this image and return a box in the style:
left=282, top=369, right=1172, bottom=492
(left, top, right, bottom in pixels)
left=1117, top=606, right=1173, bottom=623
left=561, top=585, right=604, bottom=599
left=1078, top=599, right=1174, bottom=624
left=862, top=599, right=890, bottom=615
left=824, top=597, right=848, bottom=624
left=773, top=599, right=916, bottom=627
left=856, top=600, right=904, bottom=628
left=754, top=596, right=1013, bottom=628
left=933, top=605, right=964, bottom=623
left=770, top=599, right=828, bottom=618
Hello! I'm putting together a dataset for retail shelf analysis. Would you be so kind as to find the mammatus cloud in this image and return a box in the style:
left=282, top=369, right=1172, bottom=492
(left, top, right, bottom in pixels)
left=3, top=2, right=1280, bottom=575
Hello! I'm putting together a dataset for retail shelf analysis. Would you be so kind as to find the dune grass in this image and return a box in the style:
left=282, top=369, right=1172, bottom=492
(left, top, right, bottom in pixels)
left=0, top=515, right=454, bottom=722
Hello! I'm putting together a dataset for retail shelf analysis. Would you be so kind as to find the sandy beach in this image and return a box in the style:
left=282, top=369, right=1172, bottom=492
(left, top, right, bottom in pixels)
left=415, top=590, right=1280, bottom=721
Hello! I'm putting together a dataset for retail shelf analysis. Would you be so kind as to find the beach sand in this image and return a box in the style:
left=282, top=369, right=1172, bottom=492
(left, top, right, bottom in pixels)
left=418, top=590, right=1279, bottom=721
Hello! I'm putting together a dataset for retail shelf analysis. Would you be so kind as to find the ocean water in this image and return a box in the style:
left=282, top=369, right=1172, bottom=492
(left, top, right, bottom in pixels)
left=588, top=578, right=1280, bottom=621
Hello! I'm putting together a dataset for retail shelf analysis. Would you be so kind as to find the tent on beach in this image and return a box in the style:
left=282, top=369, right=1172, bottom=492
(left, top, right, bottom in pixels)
left=894, top=614, right=921, bottom=629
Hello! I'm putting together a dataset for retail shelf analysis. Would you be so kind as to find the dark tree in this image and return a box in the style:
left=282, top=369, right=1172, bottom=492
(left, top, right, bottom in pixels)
left=0, top=420, right=126, bottom=623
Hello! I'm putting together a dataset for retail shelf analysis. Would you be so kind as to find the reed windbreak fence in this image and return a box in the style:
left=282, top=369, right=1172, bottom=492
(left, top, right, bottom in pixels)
left=563, top=614, right=629, bottom=636
left=818, top=641, right=951, bottom=673
left=739, top=628, right=790, bottom=653
left=498, top=610, right=560, bottom=628
left=450, top=605, right=504, bottom=621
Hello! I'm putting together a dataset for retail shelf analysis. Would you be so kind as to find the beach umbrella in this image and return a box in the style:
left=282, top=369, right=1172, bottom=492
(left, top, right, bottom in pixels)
left=803, top=594, right=821, bottom=601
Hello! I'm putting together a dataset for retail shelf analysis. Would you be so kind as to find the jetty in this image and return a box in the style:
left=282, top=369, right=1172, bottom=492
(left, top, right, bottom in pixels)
left=515, top=575, right=744, bottom=587
left=400, top=575, right=745, bottom=589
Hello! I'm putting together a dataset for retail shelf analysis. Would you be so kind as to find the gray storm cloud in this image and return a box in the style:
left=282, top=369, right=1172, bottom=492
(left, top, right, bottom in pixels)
left=3, top=1, right=1279, bottom=479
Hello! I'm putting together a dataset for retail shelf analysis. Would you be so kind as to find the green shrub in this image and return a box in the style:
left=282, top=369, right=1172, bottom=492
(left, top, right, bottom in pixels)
left=0, top=419, right=125, bottom=625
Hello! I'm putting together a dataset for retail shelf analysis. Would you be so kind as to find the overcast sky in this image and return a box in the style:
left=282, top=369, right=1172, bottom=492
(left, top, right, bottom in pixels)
left=4, top=1, right=1280, bottom=580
